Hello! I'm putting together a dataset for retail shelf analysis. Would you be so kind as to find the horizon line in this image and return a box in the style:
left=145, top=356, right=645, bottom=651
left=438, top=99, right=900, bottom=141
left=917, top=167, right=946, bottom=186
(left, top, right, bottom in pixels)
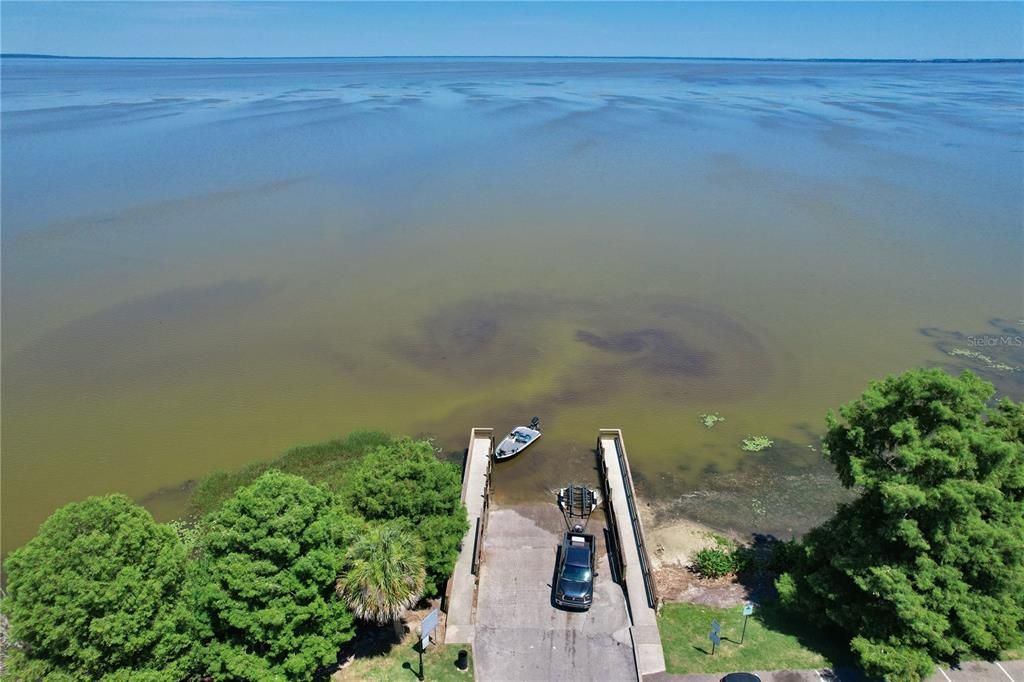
left=3, top=53, right=1022, bottom=64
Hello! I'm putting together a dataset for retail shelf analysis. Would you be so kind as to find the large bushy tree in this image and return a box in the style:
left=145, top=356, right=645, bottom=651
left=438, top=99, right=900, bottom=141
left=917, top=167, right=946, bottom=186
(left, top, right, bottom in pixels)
left=196, top=471, right=355, bottom=681
left=341, top=438, right=468, bottom=596
left=777, top=369, right=1024, bottom=681
left=1, top=495, right=196, bottom=680
left=336, top=524, right=426, bottom=641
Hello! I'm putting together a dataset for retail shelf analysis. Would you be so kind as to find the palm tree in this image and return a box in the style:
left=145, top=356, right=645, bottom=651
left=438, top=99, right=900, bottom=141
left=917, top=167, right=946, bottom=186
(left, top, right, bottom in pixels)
left=336, top=523, right=426, bottom=642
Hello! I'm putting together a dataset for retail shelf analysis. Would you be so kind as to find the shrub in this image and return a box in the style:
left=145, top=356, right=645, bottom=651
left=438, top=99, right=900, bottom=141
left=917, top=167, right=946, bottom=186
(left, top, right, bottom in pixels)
left=693, top=548, right=736, bottom=578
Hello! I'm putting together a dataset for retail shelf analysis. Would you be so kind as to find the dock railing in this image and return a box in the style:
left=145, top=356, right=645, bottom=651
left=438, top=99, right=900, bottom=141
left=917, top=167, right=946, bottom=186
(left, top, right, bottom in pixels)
left=598, top=450, right=628, bottom=587
left=472, top=463, right=492, bottom=575
left=598, top=429, right=659, bottom=609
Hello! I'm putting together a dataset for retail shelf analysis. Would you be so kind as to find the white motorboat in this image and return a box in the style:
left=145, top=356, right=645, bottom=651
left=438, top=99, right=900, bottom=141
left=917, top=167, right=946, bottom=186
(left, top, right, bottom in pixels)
left=494, top=417, right=542, bottom=461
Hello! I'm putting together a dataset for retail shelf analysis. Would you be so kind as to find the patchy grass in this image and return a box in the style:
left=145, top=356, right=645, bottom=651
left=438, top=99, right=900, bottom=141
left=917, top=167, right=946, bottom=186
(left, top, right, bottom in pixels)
left=659, top=601, right=854, bottom=674
left=335, top=640, right=473, bottom=682
left=189, top=430, right=393, bottom=517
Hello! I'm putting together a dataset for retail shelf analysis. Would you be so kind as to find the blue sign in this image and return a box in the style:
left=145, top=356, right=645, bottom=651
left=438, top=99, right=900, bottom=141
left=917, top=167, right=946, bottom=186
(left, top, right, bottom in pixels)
left=711, top=619, right=721, bottom=634
left=743, top=603, right=754, bottom=617
left=710, top=632, right=721, bottom=647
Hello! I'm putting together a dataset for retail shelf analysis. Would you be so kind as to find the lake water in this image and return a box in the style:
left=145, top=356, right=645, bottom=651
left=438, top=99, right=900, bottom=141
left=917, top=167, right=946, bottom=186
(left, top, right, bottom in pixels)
left=3, top=57, right=1022, bottom=553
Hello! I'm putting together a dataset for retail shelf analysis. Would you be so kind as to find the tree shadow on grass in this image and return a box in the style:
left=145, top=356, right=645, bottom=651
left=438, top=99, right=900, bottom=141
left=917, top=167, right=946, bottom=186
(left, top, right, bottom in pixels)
left=328, top=621, right=402, bottom=679
left=730, top=535, right=871, bottom=680
left=753, top=601, right=861, bottom=672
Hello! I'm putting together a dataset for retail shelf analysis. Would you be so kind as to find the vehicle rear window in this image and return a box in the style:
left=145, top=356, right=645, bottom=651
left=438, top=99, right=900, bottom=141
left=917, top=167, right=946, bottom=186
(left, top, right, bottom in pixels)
left=563, top=565, right=592, bottom=582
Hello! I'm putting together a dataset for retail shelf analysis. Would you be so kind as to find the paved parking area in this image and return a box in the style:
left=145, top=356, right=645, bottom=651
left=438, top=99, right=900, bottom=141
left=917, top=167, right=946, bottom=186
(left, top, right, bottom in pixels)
left=647, top=659, right=1023, bottom=682
left=933, top=659, right=1020, bottom=682
left=473, top=503, right=637, bottom=682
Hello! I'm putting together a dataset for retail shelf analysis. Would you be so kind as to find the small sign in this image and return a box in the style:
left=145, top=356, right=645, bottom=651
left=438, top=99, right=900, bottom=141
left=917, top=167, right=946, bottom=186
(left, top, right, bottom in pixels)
left=709, top=632, right=721, bottom=647
left=743, top=603, right=754, bottom=617
left=420, top=608, right=439, bottom=650
left=710, top=619, right=721, bottom=634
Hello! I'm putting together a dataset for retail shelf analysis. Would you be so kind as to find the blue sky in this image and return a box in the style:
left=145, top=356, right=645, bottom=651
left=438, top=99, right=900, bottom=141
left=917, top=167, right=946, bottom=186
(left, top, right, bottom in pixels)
left=2, top=2, right=1022, bottom=59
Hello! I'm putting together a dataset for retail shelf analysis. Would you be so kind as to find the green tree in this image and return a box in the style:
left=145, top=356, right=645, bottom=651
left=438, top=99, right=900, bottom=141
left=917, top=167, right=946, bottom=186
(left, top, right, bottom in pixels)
left=1, top=495, right=195, bottom=680
left=777, top=369, right=1024, bottom=681
left=336, top=524, right=426, bottom=642
left=196, top=471, right=355, bottom=681
left=341, top=438, right=468, bottom=596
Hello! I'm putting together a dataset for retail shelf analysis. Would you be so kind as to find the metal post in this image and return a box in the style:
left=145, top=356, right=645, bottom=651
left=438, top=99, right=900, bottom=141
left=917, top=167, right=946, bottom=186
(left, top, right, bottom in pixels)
left=711, top=640, right=716, bottom=656
left=741, top=614, right=749, bottom=644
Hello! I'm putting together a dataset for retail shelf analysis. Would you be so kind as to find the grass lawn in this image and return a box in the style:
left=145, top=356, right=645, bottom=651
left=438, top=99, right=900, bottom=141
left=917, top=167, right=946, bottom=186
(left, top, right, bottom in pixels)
left=659, top=602, right=855, bottom=674
left=335, top=640, right=474, bottom=682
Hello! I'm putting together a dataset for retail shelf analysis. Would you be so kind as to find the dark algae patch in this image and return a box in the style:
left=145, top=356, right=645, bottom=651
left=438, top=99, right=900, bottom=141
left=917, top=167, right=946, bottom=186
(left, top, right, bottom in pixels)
left=391, top=293, right=774, bottom=402
left=575, top=328, right=714, bottom=378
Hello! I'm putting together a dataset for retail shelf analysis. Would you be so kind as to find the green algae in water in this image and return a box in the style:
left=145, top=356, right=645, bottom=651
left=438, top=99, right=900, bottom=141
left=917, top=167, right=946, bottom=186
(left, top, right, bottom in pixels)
left=949, top=347, right=1018, bottom=372
left=700, top=412, right=725, bottom=428
left=742, top=436, right=774, bottom=452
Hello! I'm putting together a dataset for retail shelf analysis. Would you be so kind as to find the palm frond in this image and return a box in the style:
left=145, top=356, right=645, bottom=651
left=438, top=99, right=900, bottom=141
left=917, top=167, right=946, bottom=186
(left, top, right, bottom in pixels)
left=336, top=524, right=426, bottom=625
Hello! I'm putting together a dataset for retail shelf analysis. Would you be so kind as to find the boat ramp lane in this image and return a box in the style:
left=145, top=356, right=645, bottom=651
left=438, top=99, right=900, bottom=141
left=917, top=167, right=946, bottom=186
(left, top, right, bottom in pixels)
left=442, top=427, right=493, bottom=645
left=598, top=428, right=667, bottom=677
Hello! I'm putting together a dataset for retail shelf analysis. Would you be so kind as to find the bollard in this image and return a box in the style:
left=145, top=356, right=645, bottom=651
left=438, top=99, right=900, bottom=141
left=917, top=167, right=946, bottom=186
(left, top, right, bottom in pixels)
left=455, top=649, right=469, bottom=672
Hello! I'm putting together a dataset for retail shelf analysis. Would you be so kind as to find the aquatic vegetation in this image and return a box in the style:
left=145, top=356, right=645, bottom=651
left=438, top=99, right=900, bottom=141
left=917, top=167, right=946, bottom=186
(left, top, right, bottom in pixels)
left=741, top=435, right=774, bottom=452
left=949, top=347, right=1018, bottom=372
left=700, top=412, right=725, bottom=428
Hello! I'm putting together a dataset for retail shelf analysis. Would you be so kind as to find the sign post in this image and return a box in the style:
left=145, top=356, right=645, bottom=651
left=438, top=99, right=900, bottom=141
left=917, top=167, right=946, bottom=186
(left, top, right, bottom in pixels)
left=741, top=603, right=754, bottom=644
left=417, top=609, right=439, bottom=681
left=420, top=608, right=439, bottom=650
left=709, top=619, right=721, bottom=655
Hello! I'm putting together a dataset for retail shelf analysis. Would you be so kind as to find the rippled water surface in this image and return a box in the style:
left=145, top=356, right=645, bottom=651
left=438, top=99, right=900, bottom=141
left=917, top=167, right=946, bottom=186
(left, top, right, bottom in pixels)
left=3, top=57, right=1022, bottom=551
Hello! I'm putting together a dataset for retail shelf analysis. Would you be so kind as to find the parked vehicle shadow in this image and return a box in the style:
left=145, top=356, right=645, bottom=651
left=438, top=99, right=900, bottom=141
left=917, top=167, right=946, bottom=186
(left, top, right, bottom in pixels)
left=549, top=543, right=565, bottom=610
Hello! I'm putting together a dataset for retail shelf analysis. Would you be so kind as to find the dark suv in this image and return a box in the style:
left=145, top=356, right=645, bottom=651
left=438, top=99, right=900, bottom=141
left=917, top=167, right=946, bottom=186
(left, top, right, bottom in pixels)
left=553, top=531, right=595, bottom=610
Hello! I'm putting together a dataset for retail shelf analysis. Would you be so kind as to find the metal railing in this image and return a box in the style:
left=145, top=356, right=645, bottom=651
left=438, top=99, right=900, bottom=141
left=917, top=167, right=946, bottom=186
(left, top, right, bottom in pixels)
left=471, top=436, right=493, bottom=576
left=598, top=452, right=628, bottom=585
left=600, top=431, right=659, bottom=609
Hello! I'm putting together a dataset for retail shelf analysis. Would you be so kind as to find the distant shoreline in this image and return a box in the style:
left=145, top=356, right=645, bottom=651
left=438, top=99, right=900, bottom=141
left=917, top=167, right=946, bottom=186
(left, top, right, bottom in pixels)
left=3, top=53, right=1022, bottom=64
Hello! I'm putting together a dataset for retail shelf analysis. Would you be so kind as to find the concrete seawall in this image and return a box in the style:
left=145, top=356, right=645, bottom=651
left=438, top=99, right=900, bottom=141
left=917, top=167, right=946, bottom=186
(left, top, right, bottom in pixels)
left=443, top=426, right=665, bottom=681
left=599, top=428, right=667, bottom=677
left=443, top=428, right=493, bottom=645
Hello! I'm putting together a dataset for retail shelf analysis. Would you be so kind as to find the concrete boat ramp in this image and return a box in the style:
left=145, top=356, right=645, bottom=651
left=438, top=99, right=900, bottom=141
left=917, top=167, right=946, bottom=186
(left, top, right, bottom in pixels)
left=443, top=427, right=666, bottom=681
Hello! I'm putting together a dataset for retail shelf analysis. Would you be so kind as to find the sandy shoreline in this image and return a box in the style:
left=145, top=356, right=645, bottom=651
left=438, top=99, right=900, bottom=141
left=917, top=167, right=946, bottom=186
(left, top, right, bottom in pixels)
left=641, top=504, right=754, bottom=608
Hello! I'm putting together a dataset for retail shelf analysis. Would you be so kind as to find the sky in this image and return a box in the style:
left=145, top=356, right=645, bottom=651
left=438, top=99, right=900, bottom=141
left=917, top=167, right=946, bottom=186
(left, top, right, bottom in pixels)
left=1, top=2, right=1022, bottom=60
